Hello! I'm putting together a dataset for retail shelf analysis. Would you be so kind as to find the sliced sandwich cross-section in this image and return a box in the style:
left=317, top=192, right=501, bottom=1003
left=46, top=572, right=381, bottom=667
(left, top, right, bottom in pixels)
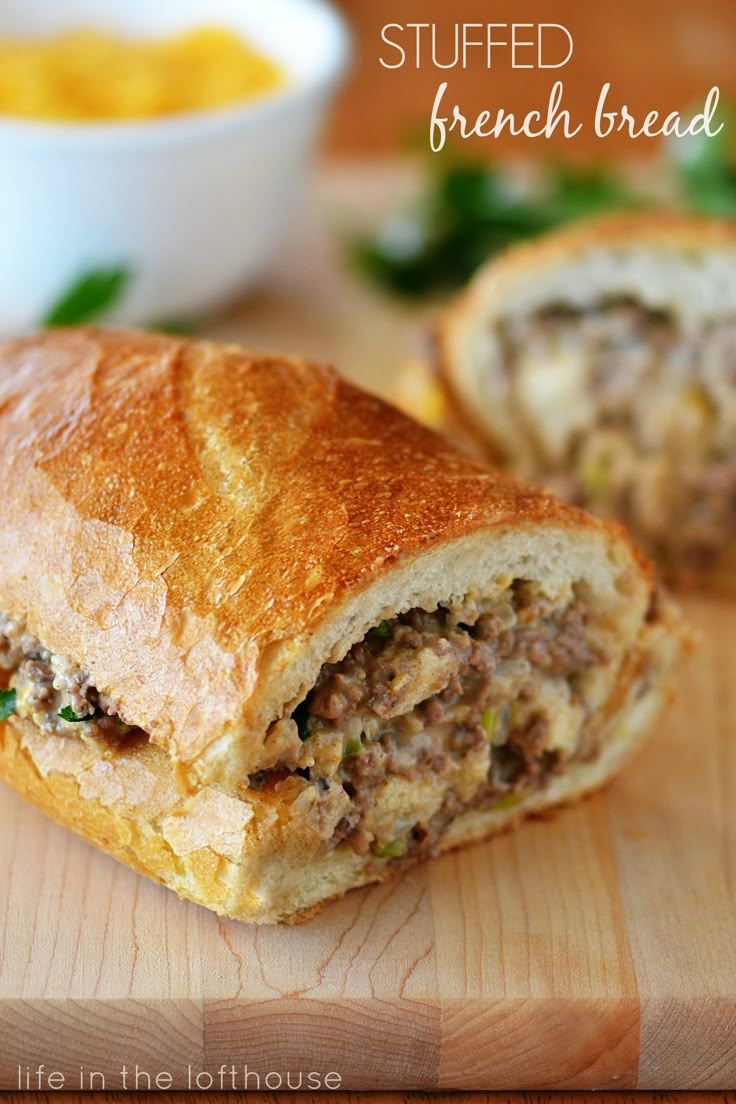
left=437, top=214, right=736, bottom=587
left=0, top=328, right=682, bottom=922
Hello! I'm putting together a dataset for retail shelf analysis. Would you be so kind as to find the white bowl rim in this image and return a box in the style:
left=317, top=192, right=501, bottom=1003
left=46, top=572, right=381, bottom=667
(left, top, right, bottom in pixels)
left=0, top=0, right=350, bottom=151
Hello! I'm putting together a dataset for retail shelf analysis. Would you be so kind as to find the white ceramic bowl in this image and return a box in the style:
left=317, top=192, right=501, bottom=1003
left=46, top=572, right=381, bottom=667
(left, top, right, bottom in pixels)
left=0, top=0, right=350, bottom=329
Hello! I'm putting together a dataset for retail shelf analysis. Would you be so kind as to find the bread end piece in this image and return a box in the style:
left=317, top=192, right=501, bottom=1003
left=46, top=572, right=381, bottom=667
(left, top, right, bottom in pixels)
left=432, top=213, right=736, bottom=591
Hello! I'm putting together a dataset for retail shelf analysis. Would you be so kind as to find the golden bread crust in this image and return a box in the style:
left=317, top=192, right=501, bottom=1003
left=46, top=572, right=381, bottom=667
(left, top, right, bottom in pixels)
left=0, top=327, right=628, bottom=786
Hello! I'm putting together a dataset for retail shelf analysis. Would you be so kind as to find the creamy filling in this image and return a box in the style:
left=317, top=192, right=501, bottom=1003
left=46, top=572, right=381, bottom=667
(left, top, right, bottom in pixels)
left=0, top=581, right=615, bottom=863
left=259, top=580, right=611, bottom=860
left=501, top=301, right=736, bottom=571
left=0, top=612, right=133, bottom=742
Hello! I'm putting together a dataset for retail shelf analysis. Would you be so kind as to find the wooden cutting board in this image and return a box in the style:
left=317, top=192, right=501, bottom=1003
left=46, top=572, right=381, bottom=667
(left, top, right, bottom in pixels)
left=1, top=595, right=734, bottom=1091
left=1, top=165, right=735, bottom=1092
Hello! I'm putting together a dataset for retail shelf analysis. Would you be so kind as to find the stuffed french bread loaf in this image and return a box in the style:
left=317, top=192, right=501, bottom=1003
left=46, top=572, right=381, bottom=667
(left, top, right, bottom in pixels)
left=0, top=328, right=683, bottom=922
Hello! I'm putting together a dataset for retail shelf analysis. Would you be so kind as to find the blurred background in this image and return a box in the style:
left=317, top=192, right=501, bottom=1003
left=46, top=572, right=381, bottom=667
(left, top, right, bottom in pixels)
left=328, top=0, right=736, bottom=158
left=2, top=0, right=735, bottom=391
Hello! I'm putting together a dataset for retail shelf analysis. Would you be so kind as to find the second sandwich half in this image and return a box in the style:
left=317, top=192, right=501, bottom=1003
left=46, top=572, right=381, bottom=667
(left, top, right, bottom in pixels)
left=0, top=329, right=682, bottom=923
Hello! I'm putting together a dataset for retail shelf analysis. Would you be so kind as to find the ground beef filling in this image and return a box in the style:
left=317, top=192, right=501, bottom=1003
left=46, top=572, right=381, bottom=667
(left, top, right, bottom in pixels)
left=0, top=613, right=130, bottom=739
left=0, top=583, right=608, bottom=864
left=267, top=581, right=606, bottom=860
left=502, top=301, right=736, bottom=570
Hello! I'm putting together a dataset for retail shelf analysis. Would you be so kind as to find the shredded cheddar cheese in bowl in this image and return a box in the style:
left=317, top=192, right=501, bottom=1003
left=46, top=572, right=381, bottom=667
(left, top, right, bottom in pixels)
left=0, top=26, right=285, bottom=123
left=0, top=0, right=349, bottom=330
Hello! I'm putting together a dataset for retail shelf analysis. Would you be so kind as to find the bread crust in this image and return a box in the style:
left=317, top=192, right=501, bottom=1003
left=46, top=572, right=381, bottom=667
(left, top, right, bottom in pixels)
left=0, top=327, right=639, bottom=789
left=439, top=211, right=736, bottom=365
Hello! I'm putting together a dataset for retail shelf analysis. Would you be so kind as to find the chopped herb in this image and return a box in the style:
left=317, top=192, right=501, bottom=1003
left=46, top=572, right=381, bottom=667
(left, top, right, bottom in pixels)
left=0, top=688, right=16, bottom=721
left=668, top=102, right=736, bottom=216
left=343, top=735, right=363, bottom=758
left=42, top=266, right=131, bottom=327
left=58, top=704, right=101, bottom=724
left=352, top=158, right=640, bottom=298
left=355, top=109, right=736, bottom=299
left=542, top=163, right=640, bottom=223
left=367, top=620, right=392, bottom=638
left=372, top=838, right=405, bottom=858
left=292, top=699, right=312, bottom=741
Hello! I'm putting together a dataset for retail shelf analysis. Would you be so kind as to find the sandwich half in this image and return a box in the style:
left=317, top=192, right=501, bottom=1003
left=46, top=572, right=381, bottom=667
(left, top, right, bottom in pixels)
left=436, top=213, right=736, bottom=589
left=0, top=328, right=682, bottom=923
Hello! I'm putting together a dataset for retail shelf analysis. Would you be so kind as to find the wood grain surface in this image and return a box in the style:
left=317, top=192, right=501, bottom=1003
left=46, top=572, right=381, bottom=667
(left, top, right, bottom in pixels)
left=0, top=165, right=734, bottom=1093
left=9, top=1096, right=736, bottom=1104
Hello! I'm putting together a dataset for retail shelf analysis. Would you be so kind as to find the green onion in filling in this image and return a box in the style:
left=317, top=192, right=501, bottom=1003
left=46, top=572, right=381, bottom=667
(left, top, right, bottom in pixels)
left=0, top=688, right=16, bottom=721
left=372, top=838, right=405, bottom=858
left=481, top=706, right=498, bottom=741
